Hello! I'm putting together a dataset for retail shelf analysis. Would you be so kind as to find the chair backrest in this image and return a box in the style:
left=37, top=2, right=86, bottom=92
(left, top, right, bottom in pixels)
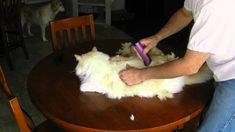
left=0, top=0, right=21, bottom=30
left=50, top=15, right=96, bottom=51
left=0, top=0, right=29, bottom=70
left=8, top=97, right=32, bottom=132
left=0, top=66, right=13, bottom=97
left=0, top=66, right=35, bottom=132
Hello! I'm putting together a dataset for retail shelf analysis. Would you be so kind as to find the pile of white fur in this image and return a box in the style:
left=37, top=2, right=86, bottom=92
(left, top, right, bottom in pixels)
left=75, top=42, right=213, bottom=100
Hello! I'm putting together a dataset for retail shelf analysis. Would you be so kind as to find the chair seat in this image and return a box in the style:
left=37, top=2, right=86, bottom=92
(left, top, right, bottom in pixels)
left=33, top=120, right=64, bottom=132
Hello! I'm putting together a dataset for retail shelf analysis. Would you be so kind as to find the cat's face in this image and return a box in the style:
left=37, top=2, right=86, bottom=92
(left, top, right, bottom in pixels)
left=51, top=0, right=65, bottom=12
left=74, top=47, right=110, bottom=80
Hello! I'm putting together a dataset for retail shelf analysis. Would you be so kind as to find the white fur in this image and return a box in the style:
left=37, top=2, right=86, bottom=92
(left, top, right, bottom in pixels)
left=117, top=42, right=165, bottom=57
left=21, top=0, right=65, bottom=42
left=75, top=46, right=213, bottom=100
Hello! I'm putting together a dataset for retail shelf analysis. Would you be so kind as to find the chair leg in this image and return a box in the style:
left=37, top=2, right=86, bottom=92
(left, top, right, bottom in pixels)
left=20, top=35, right=29, bottom=59
left=1, top=30, right=13, bottom=70
left=3, top=45, right=14, bottom=70
left=19, top=27, right=29, bottom=59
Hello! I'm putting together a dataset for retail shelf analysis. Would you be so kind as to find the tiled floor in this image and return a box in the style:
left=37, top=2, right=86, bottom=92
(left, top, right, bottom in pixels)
left=0, top=24, right=132, bottom=132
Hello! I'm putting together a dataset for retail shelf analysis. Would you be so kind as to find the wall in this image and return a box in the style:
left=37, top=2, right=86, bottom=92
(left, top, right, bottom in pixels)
left=24, top=0, right=49, bottom=4
left=111, top=0, right=125, bottom=11
left=76, top=0, right=125, bottom=13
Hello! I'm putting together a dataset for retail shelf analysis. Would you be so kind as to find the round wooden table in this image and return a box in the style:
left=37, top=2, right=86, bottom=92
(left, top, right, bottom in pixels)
left=27, top=39, right=214, bottom=132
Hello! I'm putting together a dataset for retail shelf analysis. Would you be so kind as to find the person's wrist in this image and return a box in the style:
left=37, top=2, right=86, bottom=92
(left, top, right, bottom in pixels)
left=153, top=34, right=162, bottom=42
left=139, top=68, right=148, bottom=82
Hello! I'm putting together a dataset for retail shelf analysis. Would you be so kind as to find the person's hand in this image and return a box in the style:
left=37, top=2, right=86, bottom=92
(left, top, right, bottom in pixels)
left=139, top=34, right=161, bottom=54
left=119, top=64, right=145, bottom=86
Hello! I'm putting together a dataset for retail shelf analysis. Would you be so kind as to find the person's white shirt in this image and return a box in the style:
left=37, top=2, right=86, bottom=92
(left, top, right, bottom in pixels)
left=184, top=0, right=235, bottom=81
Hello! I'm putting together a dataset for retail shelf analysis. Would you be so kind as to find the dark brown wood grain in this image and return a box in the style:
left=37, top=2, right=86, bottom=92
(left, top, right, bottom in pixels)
left=50, top=15, right=95, bottom=51
left=27, top=39, right=214, bottom=132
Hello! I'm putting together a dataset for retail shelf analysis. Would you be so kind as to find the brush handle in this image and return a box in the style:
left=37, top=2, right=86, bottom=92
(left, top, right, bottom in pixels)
left=134, top=42, right=152, bottom=66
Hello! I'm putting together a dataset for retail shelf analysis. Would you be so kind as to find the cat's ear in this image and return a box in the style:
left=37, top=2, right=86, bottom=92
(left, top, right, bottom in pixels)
left=74, top=54, right=81, bottom=61
left=92, top=47, right=98, bottom=51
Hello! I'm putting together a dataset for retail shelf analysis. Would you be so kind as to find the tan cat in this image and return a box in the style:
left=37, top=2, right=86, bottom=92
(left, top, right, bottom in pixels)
left=21, top=0, right=65, bottom=42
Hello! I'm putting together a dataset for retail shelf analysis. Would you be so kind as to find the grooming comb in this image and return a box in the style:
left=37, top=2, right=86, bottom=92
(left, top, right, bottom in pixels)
left=133, top=42, right=152, bottom=66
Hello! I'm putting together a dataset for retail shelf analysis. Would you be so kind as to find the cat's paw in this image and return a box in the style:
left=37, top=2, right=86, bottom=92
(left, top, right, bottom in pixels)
left=42, top=38, right=48, bottom=42
left=28, top=32, right=34, bottom=36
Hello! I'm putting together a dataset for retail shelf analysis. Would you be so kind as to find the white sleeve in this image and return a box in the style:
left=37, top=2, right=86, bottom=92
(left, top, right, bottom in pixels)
left=187, top=6, right=218, bottom=54
left=184, top=0, right=193, bottom=11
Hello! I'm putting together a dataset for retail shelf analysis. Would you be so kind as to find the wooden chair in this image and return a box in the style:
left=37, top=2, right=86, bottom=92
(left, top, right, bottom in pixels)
left=0, top=0, right=29, bottom=70
left=50, top=14, right=95, bottom=51
left=0, top=65, right=63, bottom=132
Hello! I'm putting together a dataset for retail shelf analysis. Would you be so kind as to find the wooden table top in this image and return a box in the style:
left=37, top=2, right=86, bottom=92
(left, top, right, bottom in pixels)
left=27, top=39, right=214, bottom=132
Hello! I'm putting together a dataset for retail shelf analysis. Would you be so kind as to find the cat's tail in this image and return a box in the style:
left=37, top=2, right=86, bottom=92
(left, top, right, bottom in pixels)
left=184, top=64, right=213, bottom=85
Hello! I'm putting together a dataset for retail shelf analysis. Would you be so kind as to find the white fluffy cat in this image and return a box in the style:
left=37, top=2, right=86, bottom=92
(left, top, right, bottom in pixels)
left=75, top=46, right=213, bottom=100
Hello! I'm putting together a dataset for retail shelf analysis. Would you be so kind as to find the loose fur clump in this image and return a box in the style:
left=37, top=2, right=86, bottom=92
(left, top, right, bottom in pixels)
left=75, top=45, right=213, bottom=100
left=117, top=42, right=165, bottom=57
left=21, top=0, right=65, bottom=42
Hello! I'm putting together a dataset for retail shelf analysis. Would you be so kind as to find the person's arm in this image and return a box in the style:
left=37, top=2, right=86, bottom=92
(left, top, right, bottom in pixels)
left=119, top=49, right=210, bottom=86
left=140, top=7, right=193, bottom=53
left=142, top=50, right=210, bottom=80
left=156, top=7, right=193, bottom=40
